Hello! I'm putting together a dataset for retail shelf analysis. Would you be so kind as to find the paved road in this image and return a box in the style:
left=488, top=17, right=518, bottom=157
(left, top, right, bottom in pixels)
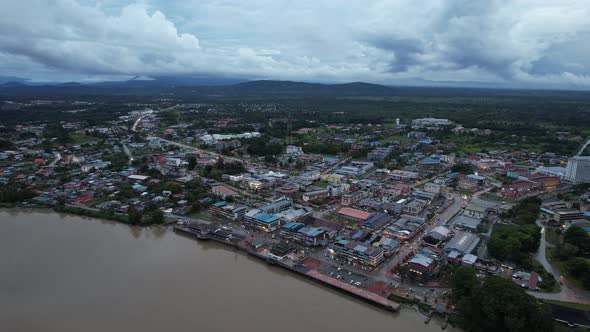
left=122, top=143, right=133, bottom=165
left=157, top=137, right=245, bottom=164
left=48, top=152, right=61, bottom=167
left=529, top=220, right=590, bottom=304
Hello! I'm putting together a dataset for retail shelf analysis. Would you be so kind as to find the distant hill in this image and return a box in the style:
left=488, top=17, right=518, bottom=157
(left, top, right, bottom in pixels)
left=1, top=77, right=590, bottom=98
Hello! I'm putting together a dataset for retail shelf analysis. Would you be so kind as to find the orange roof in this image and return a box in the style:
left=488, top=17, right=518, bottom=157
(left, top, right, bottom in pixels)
left=337, top=207, right=372, bottom=221
left=212, top=185, right=237, bottom=196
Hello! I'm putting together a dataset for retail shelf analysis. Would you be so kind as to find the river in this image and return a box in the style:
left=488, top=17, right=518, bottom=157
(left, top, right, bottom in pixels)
left=0, top=209, right=455, bottom=332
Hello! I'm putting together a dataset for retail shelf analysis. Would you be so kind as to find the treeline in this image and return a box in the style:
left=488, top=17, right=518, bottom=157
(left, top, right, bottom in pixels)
left=502, top=196, right=542, bottom=225
left=451, top=266, right=554, bottom=332
left=202, top=159, right=245, bottom=180
left=488, top=224, right=541, bottom=265
left=0, top=186, right=36, bottom=203
left=552, top=225, right=590, bottom=288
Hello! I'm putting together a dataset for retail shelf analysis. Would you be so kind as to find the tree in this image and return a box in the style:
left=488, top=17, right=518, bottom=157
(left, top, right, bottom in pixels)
left=488, top=224, right=541, bottom=264
left=187, top=155, right=197, bottom=171
left=451, top=163, right=474, bottom=174
left=128, top=206, right=142, bottom=225
left=564, top=226, right=590, bottom=254
left=458, top=276, right=554, bottom=332
left=149, top=210, right=165, bottom=224
left=568, top=257, right=590, bottom=285
left=452, top=266, right=479, bottom=300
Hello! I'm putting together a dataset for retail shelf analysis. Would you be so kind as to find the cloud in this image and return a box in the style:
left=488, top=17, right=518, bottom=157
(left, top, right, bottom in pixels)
left=0, top=0, right=590, bottom=88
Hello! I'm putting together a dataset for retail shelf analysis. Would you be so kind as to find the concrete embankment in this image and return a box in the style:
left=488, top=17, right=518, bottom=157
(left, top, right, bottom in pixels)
left=173, top=224, right=400, bottom=312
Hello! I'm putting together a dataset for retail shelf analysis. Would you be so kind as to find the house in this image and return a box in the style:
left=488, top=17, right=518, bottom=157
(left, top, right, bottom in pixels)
left=302, top=189, right=329, bottom=202
left=211, top=185, right=238, bottom=199
left=464, top=203, right=487, bottom=219
left=341, top=190, right=366, bottom=206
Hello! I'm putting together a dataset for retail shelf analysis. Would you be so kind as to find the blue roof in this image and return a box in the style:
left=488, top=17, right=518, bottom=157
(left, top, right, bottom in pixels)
left=213, top=201, right=227, bottom=207
left=420, top=157, right=441, bottom=165
left=354, top=244, right=368, bottom=252
left=298, top=226, right=325, bottom=237
left=283, top=222, right=304, bottom=231
left=256, top=213, right=280, bottom=223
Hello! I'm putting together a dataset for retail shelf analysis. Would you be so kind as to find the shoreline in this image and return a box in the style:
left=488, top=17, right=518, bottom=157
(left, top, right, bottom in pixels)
left=2, top=206, right=456, bottom=326
left=173, top=222, right=403, bottom=312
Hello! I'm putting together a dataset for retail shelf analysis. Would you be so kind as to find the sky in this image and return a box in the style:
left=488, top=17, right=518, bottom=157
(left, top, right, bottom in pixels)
left=1, top=0, right=590, bottom=89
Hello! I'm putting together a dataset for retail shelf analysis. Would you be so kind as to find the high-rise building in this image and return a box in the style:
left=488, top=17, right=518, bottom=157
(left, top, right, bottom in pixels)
left=565, top=156, right=590, bottom=184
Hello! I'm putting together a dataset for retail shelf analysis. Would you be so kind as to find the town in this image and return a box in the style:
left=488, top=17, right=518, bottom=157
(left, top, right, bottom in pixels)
left=1, top=97, right=590, bottom=329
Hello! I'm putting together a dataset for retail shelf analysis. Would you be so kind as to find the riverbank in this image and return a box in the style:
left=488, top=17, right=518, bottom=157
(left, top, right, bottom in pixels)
left=1, top=209, right=455, bottom=332
left=173, top=222, right=402, bottom=312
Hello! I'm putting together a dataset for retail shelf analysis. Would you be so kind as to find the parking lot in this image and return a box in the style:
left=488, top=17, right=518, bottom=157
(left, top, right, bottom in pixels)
left=322, top=265, right=369, bottom=287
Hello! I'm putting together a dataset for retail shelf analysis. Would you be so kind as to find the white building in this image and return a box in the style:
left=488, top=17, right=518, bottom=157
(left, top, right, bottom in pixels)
left=565, top=156, right=590, bottom=184
left=535, top=166, right=567, bottom=179
left=412, top=118, right=453, bottom=127
left=286, top=145, right=304, bottom=155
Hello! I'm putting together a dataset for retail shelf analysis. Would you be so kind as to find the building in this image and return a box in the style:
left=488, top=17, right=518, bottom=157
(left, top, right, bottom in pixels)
left=383, top=217, right=426, bottom=241
left=286, top=145, right=304, bottom=155
left=341, top=191, right=366, bottom=206
left=81, top=161, right=110, bottom=172
left=464, top=203, right=487, bottom=219
left=209, top=201, right=247, bottom=221
left=403, top=199, right=427, bottom=215
left=321, top=173, right=345, bottom=184
left=216, top=140, right=241, bottom=152
left=367, top=146, right=392, bottom=161
left=328, top=239, right=385, bottom=268
left=445, top=232, right=480, bottom=254
left=535, top=166, right=567, bottom=179
left=275, top=207, right=311, bottom=223
left=280, top=222, right=326, bottom=246
left=424, top=182, right=441, bottom=194
left=389, top=170, right=418, bottom=182
left=407, top=247, right=441, bottom=280
left=302, top=189, right=329, bottom=202
left=502, top=180, right=541, bottom=197
left=335, top=161, right=374, bottom=177
left=566, top=156, right=590, bottom=184
left=375, top=237, right=401, bottom=256
left=412, top=118, right=453, bottom=127
left=244, top=209, right=282, bottom=232
left=360, top=213, right=392, bottom=232
left=423, top=226, right=452, bottom=247
left=553, top=210, right=585, bottom=222
left=337, top=207, right=373, bottom=223
left=260, top=197, right=292, bottom=214
left=211, top=185, right=239, bottom=199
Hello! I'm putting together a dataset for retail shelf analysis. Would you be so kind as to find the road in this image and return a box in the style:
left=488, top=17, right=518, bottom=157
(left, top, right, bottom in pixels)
left=48, top=152, right=61, bottom=167
left=528, top=220, right=590, bottom=304
left=122, top=143, right=134, bottom=165
left=577, top=137, right=590, bottom=156
left=157, top=137, right=245, bottom=164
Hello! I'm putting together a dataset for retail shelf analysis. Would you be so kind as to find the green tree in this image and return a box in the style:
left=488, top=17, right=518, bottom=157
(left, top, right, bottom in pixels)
left=128, top=206, right=142, bottom=225
left=187, top=155, right=197, bottom=171
left=458, top=277, right=554, bottom=332
left=452, top=266, right=479, bottom=300
left=149, top=210, right=165, bottom=224
left=564, top=226, right=590, bottom=254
